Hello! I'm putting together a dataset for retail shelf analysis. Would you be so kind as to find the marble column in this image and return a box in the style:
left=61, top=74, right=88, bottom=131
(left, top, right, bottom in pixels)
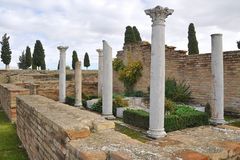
left=74, top=60, right=83, bottom=107
left=102, top=40, right=114, bottom=119
left=145, top=6, right=174, bottom=138
left=210, top=34, right=225, bottom=124
left=96, top=49, right=104, bottom=97
left=57, top=46, right=68, bottom=103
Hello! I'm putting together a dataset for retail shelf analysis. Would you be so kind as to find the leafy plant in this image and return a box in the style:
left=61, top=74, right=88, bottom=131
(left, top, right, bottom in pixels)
left=113, top=96, right=128, bottom=108
left=113, top=58, right=125, bottom=71
left=165, top=99, right=176, bottom=114
left=119, top=61, right=143, bottom=95
left=165, top=78, right=191, bottom=103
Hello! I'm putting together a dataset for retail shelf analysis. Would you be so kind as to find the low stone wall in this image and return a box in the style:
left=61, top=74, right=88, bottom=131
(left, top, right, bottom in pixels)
left=0, top=84, right=30, bottom=121
left=16, top=95, right=115, bottom=160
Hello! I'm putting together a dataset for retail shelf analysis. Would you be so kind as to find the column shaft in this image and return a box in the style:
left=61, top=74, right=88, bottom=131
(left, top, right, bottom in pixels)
left=102, top=41, right=113, bottom=117
left=211, top=34, right=225, bottom=124
left=75, top=61, right=82, bottom=107
left=97, top=49, right=104, bottom=97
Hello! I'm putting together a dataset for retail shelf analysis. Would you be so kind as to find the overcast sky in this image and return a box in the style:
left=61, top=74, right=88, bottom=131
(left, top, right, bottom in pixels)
left=0, top=0, right=239, bottom=69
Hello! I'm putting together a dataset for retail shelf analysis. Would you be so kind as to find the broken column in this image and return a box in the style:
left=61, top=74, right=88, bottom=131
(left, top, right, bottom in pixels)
left=74, top=60, right=82, bottom=107
left=57, top=46, right=68, bottom=103
left=210, top=34, right=225, bottom=124
left=145, top=6, right=174, bottom=138
left=96, top=49, right=104, bottom=97
left=102, top=40, right=114, bottom=118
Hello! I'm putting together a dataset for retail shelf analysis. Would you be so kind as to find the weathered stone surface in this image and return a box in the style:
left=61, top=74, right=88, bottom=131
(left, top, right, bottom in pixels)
left=109, top=151, right=133, bottom=160
left=93, top=120, right=115, bottom=132
left=66, top=128, right=90, bottom=140
left=176, top=149, right=209, bottom=160
left=79, top=151, right=107, bottom=160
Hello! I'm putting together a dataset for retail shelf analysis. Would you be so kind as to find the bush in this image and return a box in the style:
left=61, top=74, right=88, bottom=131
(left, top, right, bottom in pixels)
left=113, top=58, right=125, bottom=71
left=91, top=98, right=102, bottom=113
left=165, top=78, right=191, bottom=103
left=113, top=96, right=128, bottom=108
left=123, top=105, right=209, bottom=132
left=65, top=96, right=75, bottom=106
left=165, top=99, right=176, bottom=114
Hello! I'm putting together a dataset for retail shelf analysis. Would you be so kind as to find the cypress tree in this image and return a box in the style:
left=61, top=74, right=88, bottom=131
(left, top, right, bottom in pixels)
left=133, top=26, right=142, bottom=42
left=25, top=46, right=32, bottom=68
left=124, top=26, right=136, bottom=44
left=84, top=52, right=90, bottom=69
left=188, top=23, right=199, bottom=55
left=18, top=51, right=27, bottom=69
left=0, top=33, right=12, bottom=69
left=57, top=60, right=60, bottom=70
left=237, top=41, right=240, bottom=49
left=72, top=50, right=79, bottom=70
left=41, top=60, right=46, bottom=70
left=32, top=40, right=45, bottom=70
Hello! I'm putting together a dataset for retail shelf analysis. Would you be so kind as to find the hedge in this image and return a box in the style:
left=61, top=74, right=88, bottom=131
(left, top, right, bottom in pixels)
left=123, top=106, right=209, bottom=132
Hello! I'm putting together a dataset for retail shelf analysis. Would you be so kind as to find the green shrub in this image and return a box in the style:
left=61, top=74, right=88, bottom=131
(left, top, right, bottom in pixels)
left=65, top=96, right=75, bottom=106
left=165, top=78, right=191, bottom=103
left=113, top=96, right=128, bottom=108
left=165, top=99, right=176, bottom=114
left=123, top=105, right=209, bottom=132
left=113, top=58, right=125, bottom=71
left=91, top=98, right=102, bottom=113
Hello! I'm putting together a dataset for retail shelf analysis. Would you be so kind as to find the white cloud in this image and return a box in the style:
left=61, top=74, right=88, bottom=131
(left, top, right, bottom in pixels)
left=0, top=0, right=239, bottom=69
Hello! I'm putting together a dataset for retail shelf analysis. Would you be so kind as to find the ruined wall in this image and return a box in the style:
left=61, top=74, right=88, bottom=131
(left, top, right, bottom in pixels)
left=16, top=95, right=115, bottom=160
left=113, top=42, right=240, bottom=113
left=0, top=84, right=30, bottom=121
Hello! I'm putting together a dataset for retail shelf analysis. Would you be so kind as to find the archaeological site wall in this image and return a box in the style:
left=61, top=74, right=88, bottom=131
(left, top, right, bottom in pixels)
left=113, top=42, right=240, bottom=113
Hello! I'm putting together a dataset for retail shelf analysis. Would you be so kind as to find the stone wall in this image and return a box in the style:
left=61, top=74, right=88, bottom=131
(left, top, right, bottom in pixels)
left=16, top=95, right=116, bottom=160
left=0, top=84, right=30, bottom=121
left=114, top=42, right=240, bottom=113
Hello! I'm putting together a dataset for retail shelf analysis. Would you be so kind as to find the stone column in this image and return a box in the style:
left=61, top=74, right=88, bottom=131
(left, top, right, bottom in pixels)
left=57, top=46, right=68, bottom=103
left=145, top=6, right=174, bottom=138
left=74, top=61, right=83, bottom=107
left=102, top=40, right=114, bottom=119
left=96, top=49, right=104, bottom=97
left=210, top=34, right=225, bottom=124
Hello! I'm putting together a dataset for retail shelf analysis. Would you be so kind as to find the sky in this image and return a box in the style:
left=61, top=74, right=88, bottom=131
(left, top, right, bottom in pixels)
left=0, top=0, right=239, bottom=70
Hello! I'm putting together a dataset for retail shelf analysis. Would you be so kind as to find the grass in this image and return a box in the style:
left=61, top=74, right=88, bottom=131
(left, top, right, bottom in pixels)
left=224, top=115, right=238, bottom=122
left=0, top=110, right=28, bottom=160
left=228, top=121, right=240, bottom=128
left=115, top=123, right=150, bottom=143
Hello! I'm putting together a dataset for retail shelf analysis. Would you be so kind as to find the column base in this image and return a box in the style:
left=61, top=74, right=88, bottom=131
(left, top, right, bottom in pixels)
left=147, top=128, right=166, bottom=139
left=102, top=114, right=115, bottom=120
left=74, top=104, right=84, bottom=109
left=210, top=118, right=226, bottom=125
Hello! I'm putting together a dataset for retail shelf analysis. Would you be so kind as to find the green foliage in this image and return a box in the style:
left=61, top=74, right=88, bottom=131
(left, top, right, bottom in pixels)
left=165, top=99, right=176, bottom=114
left=205, top=103, right=211, bottom=117
left=25, top=46, right=32, bottom=68
left=0, top=33, right=12, bottom=67
left=119, top=61, right=143, bottom=95
left=123, top=105, right=209, bottom=132
left=0, top=111, right=28, bottom=160
left=91, top=98, right=103, bottom=113
left=165, top=78, right=191, bottom=103
left=237, top=41, right=240, bottom=49
left=133, top=26, right=142, bottom=42
left=72, top=50, right=79, bottom=70
left=65, top=96, right=75, bottom=106
left=32, top=40, right=45, bottom=69
left=57, top=60, right=60, bottom=70
left=124, top=26, right=136, bottom=44
left=18, top=51, right=28, bottom=69
left=188, top=23, right=199, bottom=55
left=113, top=96, right=128, bottom=108
left=113, top=58, right=125, bottom=71
left=84, top=52, right=90, bottom=69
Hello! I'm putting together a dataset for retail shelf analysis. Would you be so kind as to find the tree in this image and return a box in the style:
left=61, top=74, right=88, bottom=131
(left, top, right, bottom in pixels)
left=124, top=26, right=136, bottom=44
left=187, top=23, right=199, bottom=55
left=72, top=50, right=79, bottom=70
left=133, top=26, right=142, bottom=42
left=32, top=40, right=45, bottom=70
left=25, top=46, right=32, bottom=68
left=41, top=60, right=46, bottom=70
left=57, top=60, right=60, bottom=70
left=0, top=33, right=12, bottom=69
left=237, top=41, right=240, bottom=49
left=18, top=51, right=27, bottom=69
left=84, top=52, right=90, bottom=69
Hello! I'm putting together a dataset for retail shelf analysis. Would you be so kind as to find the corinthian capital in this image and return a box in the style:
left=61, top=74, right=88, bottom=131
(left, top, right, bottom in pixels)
left=145, top=5, right=174, bottom=25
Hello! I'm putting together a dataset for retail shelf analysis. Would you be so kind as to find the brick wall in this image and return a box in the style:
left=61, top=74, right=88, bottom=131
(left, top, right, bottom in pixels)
left=16, top=95, right=115, bottom=160
left=0, top=84, right=30, bottom=121
left=114, top=43, right=240, bottom=113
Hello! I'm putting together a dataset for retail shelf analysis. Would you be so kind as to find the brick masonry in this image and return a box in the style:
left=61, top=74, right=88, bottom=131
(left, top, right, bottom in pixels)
left=16, top=95, right=115, bottom=160
left=114, top=42, right=240, bottom=113
left=0, top=84, right=30, bottom=121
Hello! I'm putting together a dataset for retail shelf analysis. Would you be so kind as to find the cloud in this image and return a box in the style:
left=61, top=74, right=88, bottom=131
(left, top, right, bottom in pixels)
left=0, top=0, right=239, bottom=69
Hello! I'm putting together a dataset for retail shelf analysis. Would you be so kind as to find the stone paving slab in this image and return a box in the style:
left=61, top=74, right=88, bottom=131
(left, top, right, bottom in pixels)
left=69, top=125, right=240, bottom=160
